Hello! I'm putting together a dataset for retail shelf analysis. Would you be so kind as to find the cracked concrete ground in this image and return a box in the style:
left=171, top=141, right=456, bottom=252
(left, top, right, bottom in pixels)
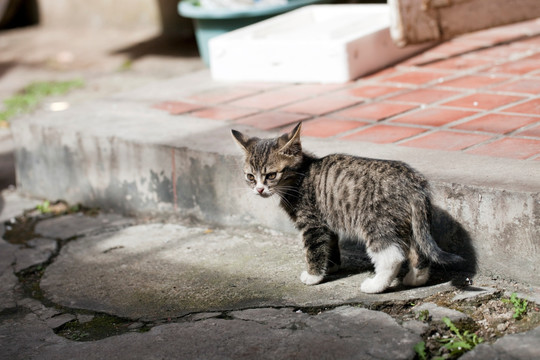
left=1, top=306, right=421, bottom=360
left=1, top=189, right=540, bottom=360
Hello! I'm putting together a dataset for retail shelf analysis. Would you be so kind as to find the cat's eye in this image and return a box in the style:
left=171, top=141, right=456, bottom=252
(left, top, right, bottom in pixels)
left=266, top=172, right=277, bottom=180
left=246, top=174, right=255, bottom=182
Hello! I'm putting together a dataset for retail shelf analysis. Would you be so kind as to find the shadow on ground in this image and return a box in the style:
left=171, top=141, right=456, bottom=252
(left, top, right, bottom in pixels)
left=432, top=205, right=477, bottom=278
left=111, top=34, right=200, bottom=60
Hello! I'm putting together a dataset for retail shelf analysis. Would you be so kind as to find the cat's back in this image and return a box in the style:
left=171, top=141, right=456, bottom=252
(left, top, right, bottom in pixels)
left=305, top=153, right=429, bottom=208
left=310, top=153, right=424, bottom=184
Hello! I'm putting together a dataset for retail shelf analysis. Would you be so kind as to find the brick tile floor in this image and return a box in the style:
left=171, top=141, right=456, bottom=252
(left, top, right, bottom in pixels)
left=301, top=118, right=368, bottom=138
left=466, top=138, right=540, bottom=159
left=334, top=102, right=418, bottom=121
left=441, top=93, right=525, bottom=110
left=439, top=75, right=510, bottom=89
left=391, top=108, right=478, bottom=127
left=228, top=88, right=310, bottom=110
left=191, top=106, right=259, bottom=121
left=337, top=85, right=403, bottom=99
left=503, top=98, right=540, bottom=114
left=152, top=18, right=540, bottom=160
left=468, top=44, right=517, bottom=60
left=281, top=95, right=362, bottom=116
left=401, top=131, right=493, bottom=151
left=382, top=70, right=448, bottom=85
left=487, top=54, right=540, bottom=75
left=234, top=111, right=310, bottom=130
left=421, top=56, right=491, bottom=71
left=489, top=79, right=540, bottom=94
left=515, top=124, right=540, bottom=138
left=452, top=113, right=540, bottom=134
left=387, top=89, right=461, bottom=104
left=343, top=124, right=426, bottom=144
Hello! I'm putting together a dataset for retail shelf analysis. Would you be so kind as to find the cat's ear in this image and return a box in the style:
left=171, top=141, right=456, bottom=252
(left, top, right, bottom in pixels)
left=231, top=129, right=251, bottom=153
left=278, top=122, right=302, bottom=157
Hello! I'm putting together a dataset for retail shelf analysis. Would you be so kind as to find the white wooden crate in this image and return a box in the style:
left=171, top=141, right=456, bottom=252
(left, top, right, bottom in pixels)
left=209, top=4, right=432, bottom=83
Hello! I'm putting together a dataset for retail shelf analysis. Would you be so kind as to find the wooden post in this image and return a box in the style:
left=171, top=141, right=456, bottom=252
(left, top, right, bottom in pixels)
left=389, top=0, right=540, bottom=46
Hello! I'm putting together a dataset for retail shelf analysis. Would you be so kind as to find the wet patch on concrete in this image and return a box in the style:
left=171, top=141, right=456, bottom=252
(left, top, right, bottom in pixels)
left=55, top=313, right=143, bottom=341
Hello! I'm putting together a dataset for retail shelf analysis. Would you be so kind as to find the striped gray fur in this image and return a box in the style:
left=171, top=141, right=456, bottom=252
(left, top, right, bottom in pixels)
left=231, top=122, right=462, bottom=293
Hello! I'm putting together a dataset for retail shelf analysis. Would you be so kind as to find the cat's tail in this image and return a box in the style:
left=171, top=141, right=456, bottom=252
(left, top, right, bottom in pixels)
left=410, top=196, right=464, bottom=265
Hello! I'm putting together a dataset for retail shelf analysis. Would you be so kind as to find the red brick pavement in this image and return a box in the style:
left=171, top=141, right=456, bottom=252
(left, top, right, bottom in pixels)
left=153, top=18, right=540, bottom=161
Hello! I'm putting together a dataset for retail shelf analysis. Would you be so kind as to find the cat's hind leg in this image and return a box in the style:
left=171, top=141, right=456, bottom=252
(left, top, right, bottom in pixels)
left=327, top=233, right=341, bottom=274
left=403, top=246, right=430, bottom=287
left=300, top=227, right=336, bottom=285
left=361, top=245, right=405, bottom=294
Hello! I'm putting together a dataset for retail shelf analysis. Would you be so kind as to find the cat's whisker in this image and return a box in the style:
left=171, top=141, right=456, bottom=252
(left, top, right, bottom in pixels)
left=276, top=186, right=302, bottom=195
left=280, top=190, right=301, bottom=198
left=275, top=193, right=294, bottom=211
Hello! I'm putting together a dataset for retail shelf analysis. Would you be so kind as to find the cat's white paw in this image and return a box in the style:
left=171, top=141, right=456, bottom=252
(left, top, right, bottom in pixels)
left=300, top=271, right=324, bottom=285
left=360, top=277, right=387, bottom=294
left=403, top=267, right=430, bottom=287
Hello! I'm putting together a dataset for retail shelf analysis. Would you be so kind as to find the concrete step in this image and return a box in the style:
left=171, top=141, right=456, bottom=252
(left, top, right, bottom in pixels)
left=9, top=70, right=540, bottom=286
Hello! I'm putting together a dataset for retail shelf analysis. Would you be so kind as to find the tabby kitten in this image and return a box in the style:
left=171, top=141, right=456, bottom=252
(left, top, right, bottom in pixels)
left=231, top=122, right=462, bottom=293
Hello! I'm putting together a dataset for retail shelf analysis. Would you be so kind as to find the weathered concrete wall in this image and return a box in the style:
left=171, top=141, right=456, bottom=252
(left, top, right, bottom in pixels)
left=37, top=0, right=192, bottom=34
left=431, top=182, right=539, bottom=282
left=0, top=129, right=15, bottom=190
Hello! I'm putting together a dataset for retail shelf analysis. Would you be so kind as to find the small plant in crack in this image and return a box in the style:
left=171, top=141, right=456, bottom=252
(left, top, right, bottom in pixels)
left=435, top=317, right=483, bottom=359
left=502, top=292, right=528, bottom=320
left=413, top=341, right=427, bottom=360
left=34, top=200, right=85, bottom=216
left=416, top=309, right=431, bottom=322
left=36, top=200, right=52, bottom=214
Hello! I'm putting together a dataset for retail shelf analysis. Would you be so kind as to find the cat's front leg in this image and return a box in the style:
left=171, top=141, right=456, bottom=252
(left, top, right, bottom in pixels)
left=299, top=227, right=334, bottom=285
left=300, top=271, right=324, bottom=285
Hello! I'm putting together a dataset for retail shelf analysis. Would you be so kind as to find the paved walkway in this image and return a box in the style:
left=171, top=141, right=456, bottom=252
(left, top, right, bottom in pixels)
left=153, top=18, right=540, bottom=160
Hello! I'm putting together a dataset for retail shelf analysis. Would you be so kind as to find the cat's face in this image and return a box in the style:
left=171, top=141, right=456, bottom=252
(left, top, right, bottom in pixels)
left=241, top=161, right=283, bottom=198
left=231, top=123, right=303, bottom=198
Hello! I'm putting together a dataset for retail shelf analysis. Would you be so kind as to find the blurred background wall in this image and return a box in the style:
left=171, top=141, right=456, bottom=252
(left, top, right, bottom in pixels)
left=1, top=0, right=192, bottom=34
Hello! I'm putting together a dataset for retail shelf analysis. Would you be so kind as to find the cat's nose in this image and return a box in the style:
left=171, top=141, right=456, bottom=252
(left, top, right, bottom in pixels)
left=256, top=187, right=264, bottom=194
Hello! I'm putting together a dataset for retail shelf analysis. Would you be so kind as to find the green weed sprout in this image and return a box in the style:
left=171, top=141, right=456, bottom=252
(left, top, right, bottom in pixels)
left=436, top=317, right=483, bottom=359
left=414, top=341, right=427, bottom=360
left=0, top=79, right=84, bottom=125
left=502, top=292, right=528, bottom=320
left=36, top=200, right=51, bottom=214
left=417, top=309, right=430, bottom=322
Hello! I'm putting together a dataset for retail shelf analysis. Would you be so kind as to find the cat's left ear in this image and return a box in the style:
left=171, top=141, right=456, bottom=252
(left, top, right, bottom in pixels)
left=278, top=122, right=302, bottom=157
left=231, top=129, right=251, bottom=153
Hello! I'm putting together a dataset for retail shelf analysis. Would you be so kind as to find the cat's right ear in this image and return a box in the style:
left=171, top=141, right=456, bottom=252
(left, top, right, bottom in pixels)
left=231, top=129, right=250, bottom=153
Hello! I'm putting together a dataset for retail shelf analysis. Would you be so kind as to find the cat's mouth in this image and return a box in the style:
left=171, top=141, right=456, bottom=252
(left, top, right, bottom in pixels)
left=254, top=189, right=273, bottom=198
